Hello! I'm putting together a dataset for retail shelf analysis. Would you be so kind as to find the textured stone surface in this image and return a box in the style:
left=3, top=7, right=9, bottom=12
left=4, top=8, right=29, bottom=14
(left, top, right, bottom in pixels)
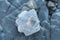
left=16, top=9, right=41, bottom=36
left=0, top=0, right=60, bottom=40
left=51, top=11, right=60, bottom=40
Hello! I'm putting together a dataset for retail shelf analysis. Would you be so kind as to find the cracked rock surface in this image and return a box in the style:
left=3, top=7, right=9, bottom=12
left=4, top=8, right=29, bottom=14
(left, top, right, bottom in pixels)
left=0, top=0, right=60, bottom=40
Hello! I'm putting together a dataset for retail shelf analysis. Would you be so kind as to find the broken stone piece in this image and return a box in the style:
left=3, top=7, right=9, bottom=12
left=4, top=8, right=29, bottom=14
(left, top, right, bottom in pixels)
left=27, top=0, right=37, bottom=9
left=47, top=1, right=55, bottom=7
left=15, top=9, right=41, bottom=36
left=51, top=11, right=60, bottom=28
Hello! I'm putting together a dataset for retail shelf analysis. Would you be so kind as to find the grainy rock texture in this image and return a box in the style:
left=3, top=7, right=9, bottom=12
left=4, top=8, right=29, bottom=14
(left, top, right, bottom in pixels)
left=0, top=0, right=60, bottom=40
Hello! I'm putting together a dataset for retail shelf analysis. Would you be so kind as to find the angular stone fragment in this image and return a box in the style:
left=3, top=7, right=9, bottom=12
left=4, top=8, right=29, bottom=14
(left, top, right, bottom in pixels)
left=52, top=11, right=60, bottom=19
left=51, top=11, right=60, bottom=27
left=16, top=9, right=41, bottom=36
left=7, top=0, right=28, bottom=8
left=38, top=8, right=49, bottom=22
left=21, top=6, right=30, bottom=11
left=51, top=11, right=60, bottom=40
left=27, top=0, right=37, bottom=9
left=1, top=17, right=18, bottom=36
left=47, top=1, right=55, bottom=7
left=0, top=1, right=10, bottom=20
left=41, top=20, right=50, bottom=30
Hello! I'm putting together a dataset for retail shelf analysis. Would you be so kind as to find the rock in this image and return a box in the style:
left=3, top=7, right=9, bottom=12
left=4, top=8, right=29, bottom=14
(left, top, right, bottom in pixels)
left=0, top=1, right=10, bottom=20
left=51, top=25, right=60, bottom=40
left=4, top=5, right=20, bottom=22
left=7, top=0, right=29, bottom=8
left=41, top=20, right=50, bottom=30
left=51, top=11, right=60, bottom=19
left=46, top=0, right=57, bottom=15
left=38, top=7, right=49, bottom=22
left=0, top=0, right=60, bottom=40
left=35, top=0, right=46, bottom=8
left=0, top=1, right=10, bottom=12
left=51, top=11, right=60, bottom=40
left=35, top=0, right=49, bottom=22
left=1, top=17, right=18, bottom=36
left=27, top=0, right=37, bottom=9
left=16, top=9, right=41, bottom=36
left=21, top=6, right=30, bottom=11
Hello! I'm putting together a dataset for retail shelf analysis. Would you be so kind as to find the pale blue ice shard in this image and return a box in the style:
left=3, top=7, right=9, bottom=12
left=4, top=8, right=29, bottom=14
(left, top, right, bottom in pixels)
left=15, top=9, right=41, bottom=36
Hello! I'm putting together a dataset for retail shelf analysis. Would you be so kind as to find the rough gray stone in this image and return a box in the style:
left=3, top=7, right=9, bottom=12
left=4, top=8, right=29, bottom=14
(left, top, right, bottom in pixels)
left=16, top=9, right=41, bottom=36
